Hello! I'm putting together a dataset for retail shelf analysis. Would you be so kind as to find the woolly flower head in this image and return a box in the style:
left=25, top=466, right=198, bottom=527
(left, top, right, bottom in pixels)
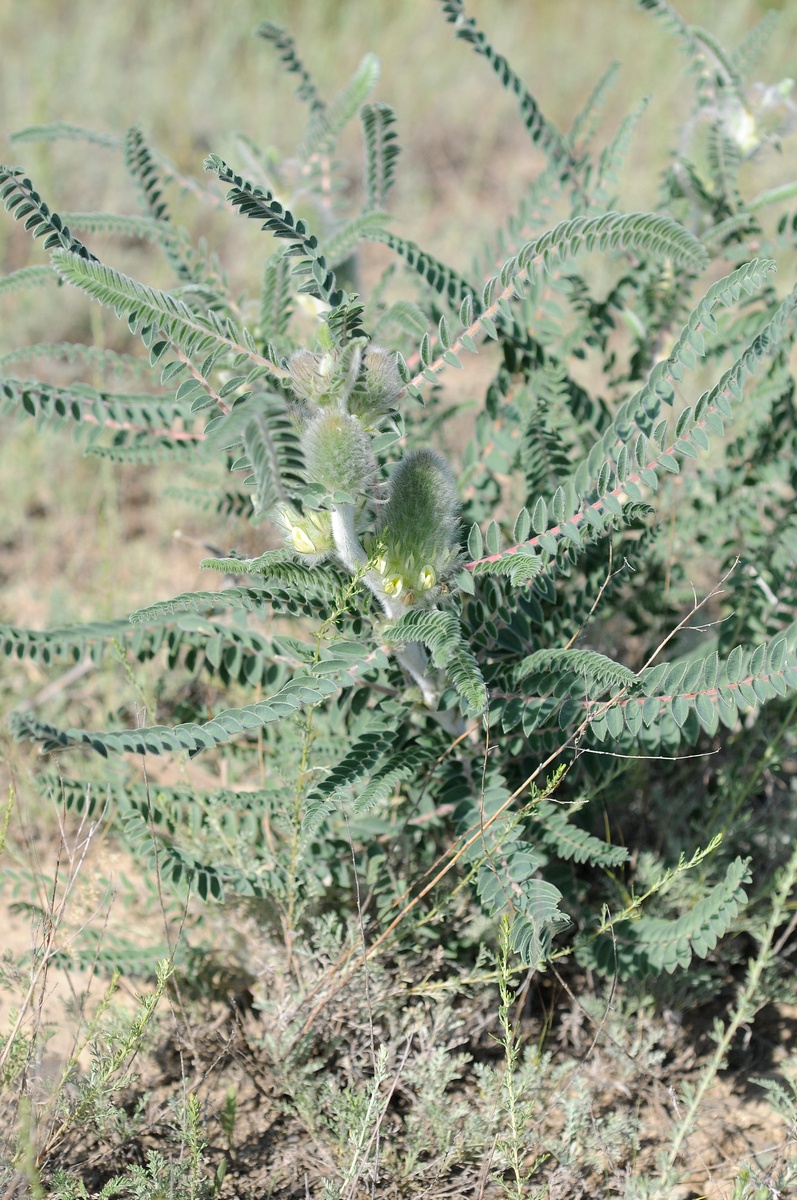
left=301, top=410, right=376, bottom=501
left=286, top=341, right=403, bottom=420
left=285, top=348, right=341, bottom=408
left=374, top=449, right=461, bottom=605
left=723, top=79, right=797, bottom=157
left=348, top=345, right=404, bottom=422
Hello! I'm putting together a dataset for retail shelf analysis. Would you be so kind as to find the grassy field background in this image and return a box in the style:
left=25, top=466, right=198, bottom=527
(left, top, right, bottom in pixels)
left=2, top=2, right=797, bottom=1197
left=2, top=0, right=795, bottom=626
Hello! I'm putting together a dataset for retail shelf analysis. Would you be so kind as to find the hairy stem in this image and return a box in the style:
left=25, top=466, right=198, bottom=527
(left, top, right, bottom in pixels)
left=330, top=502, right=460, bottom=729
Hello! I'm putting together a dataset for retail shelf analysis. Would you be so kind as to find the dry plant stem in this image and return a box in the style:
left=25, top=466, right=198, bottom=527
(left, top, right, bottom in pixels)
left=38, top=796, right=116, bottom=1120
left=0, top=799, right=100, bottom=1076
left=5, top=792, right=123, bottom=1154
left=563, top=541, right=619, bottom=650
left=14, top=658, right=96, bottom=712
left=628, top=562, right=737, bottom=681
left=546, top=960, right=665, bottom=1088
left=14, top=1100, right=44, bottom=1200
left=40, top=964, right=121, bottom=1144
left=0, top=783, right=15, bottom=855
left=284, top=705, right=316, bottom=969
left=771, top=903, right=797, bottom=958
left=295, top=572, right=733, bottom=1040
left=344, top=812, right=376, bottom=1071
left=495, top=916, right=532, bottom=1200
left=141, top=753, right=198, bottom=1070
left=655, top=838, right=797, bottom=1195
left=716, top=690, right=797, bottom=841
left=255, top=682, right=277, bottom=856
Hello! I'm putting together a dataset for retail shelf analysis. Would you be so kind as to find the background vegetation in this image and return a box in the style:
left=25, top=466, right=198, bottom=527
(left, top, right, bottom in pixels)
left=1, top=2, right=797, bottom=1197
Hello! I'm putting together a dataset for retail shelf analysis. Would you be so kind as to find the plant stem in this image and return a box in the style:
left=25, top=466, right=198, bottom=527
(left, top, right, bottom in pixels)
left=330, top=500, right=459, bottom=727
left=285, top=706, right=315, bottom=948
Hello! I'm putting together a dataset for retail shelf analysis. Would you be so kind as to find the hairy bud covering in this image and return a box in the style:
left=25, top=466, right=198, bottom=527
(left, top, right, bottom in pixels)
left=348, top=345, right=404, bottom=421
left=286, top=342, right=401, bottom=421
left=301, top=411, right=376, bottom=499
left=376, top=449, right=460, bottom=603
left=285, top=349, right=338, bottom=407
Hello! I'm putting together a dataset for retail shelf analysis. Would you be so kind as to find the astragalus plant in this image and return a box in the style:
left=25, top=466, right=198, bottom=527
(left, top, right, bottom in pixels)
left=2, top=1, right=797, bottom=1195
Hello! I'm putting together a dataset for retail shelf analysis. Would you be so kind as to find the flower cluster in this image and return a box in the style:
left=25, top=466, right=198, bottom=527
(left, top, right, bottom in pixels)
left=372, top=449, right=461, bottom=606
left=275, top=336, right=460, bottom=610
left=723, top=79, right=797, bottom=157
left=271, top=503, right=334, bottom=558
left=285, top=340, right=403, bottom=421
left=301, top=410, right=376, bottom=502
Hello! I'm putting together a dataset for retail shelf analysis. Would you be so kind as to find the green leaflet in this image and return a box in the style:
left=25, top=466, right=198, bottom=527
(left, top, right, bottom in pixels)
left=9, top=675, right=342, bottom=758
left=303, top=733, right=432, bottom=834
left=440, top=0, right=581, bottom=185
left=0, top=166, right=94, bottom=257
left=255, top=21, right=326, bottom=115
left=579, top=857, right=751, bottom=978
left=360, top=102, right=400, bottom=211
left=128, top=583, right=338, bottom=623
left=205, top=155, right=344, bottom=306
left=365, top=229, right=478, bottom=309
left=0, top=264, right=54, bottom=295
left=533, top=801, right=630, bottom=869
left=50, top=249, right=280, bottom=378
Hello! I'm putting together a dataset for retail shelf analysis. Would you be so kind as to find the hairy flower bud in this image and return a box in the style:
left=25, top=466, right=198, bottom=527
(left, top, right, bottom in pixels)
left=723, top=79, right=797, bottom=157
left=348, top=345, right=404, bottom=421
left=301, top=411, right=376, bottom=499
left=285, top=349, right=337, bottom=406
left=285, top=339, right=368, bottom=414
left=378, top=449, right=460, bottom=603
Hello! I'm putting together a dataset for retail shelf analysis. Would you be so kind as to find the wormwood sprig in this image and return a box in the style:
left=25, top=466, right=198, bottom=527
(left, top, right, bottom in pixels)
left=491, top=916, right=545, bottom=1200
left=320, top=1044, right=392, bottom=1200
left=47, top=1092, right=225, bottom=1200
left=43, top=959, right=173, bottom=1158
